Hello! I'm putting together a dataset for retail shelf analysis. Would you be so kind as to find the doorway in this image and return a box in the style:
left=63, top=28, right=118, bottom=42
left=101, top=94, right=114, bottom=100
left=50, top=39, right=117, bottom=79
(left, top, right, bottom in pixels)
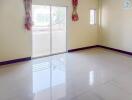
left=32, top=5, right=67, bottom=58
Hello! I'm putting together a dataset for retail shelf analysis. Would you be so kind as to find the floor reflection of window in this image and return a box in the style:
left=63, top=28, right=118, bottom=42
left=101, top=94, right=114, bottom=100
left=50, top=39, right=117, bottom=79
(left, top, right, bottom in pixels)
left=32, top=55, right=66, bottom=100
left=33, top=62, right=50, bottom=93
left=52, top=58, right=66, bottom=86
left=89, top=71, right=95, bottom=86
left=52, top=56, right=66, bottom=100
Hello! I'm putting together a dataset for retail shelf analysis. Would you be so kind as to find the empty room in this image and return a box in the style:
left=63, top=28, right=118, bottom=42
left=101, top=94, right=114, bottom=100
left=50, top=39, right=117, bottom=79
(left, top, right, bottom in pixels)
left=0, top=0, right=132, bottom=100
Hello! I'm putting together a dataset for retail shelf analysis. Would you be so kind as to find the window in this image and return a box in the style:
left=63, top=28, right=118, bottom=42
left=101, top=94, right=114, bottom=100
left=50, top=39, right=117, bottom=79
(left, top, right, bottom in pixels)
left=90, top=9, right=96, bottom=25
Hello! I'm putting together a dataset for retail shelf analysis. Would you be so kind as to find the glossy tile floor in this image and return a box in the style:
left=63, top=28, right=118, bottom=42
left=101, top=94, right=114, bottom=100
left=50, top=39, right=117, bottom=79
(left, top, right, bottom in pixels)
left=0, top=48, right=132, bottom=100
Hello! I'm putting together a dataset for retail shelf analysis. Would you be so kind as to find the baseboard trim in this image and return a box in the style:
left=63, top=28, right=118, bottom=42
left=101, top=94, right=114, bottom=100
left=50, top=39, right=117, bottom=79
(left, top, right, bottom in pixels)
left=68, top=45, right=132, bottom=56
left=0, top=57, right=31, bottom=66
left=68, top=45, right=98, bottom=52
left=0, top=45, right=131, bottom=66
left=97, top=45, right=132, bottom=55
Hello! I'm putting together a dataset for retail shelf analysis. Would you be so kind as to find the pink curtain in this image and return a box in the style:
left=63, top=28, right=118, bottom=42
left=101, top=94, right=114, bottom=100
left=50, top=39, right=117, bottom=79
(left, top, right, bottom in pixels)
left=23, top=0, right=32, bottom=31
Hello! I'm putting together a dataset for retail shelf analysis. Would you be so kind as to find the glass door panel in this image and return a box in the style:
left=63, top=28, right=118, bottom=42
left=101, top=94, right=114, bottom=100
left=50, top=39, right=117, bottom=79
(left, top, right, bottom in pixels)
left=51, top=7, right=67, bottom=54
left=32, top=5, right=67, bottom=58
left=32, top=5, right=50, bottom=57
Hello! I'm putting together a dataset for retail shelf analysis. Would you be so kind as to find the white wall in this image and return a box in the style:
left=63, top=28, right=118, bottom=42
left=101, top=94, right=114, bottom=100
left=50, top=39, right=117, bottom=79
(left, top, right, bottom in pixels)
left=99, top=0, right=132, bottom=52
left=68, top=0, right=99, bottom=49
left=0, top=0, right=99, bottom=62
left=0, top=0, right=32, bottom=62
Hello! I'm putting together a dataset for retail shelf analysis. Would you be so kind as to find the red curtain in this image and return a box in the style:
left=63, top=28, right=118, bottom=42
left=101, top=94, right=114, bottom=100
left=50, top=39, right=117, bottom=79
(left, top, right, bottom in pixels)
left=23, top=0, right=32, bottom=31
left=72, top=0, right=79, bottom=21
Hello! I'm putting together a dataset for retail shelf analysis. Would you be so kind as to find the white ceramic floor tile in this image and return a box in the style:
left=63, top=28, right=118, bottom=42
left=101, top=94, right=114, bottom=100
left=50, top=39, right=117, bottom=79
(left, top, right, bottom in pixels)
left=91, top=82, right=132, bottom=100
left=112, top=72, right=132, bottom=95
left=71, top=90, right=103, bottom=100
left=0, top=48, right=132, bottom=100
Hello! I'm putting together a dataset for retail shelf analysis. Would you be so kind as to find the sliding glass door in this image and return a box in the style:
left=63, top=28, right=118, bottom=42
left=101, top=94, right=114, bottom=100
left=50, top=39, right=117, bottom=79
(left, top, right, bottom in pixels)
left=32, top=5, right=67, bottom=58
left=32, top=5, right=50, bottom=57
left=51, top=6, right=67, bottom=54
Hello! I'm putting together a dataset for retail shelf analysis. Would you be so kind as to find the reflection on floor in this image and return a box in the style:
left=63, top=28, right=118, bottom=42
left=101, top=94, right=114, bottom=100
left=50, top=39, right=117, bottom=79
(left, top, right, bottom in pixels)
left=0, top=48, right=132, bottom=100
left=33, top=55, right=66, bottom=100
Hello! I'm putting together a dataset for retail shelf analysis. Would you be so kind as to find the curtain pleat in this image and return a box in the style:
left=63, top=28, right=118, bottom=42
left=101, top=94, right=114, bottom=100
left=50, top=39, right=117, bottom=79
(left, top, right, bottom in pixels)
left=72, top=0, right=79, bottom=21
left=23, top=0, right=32, bottom=31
